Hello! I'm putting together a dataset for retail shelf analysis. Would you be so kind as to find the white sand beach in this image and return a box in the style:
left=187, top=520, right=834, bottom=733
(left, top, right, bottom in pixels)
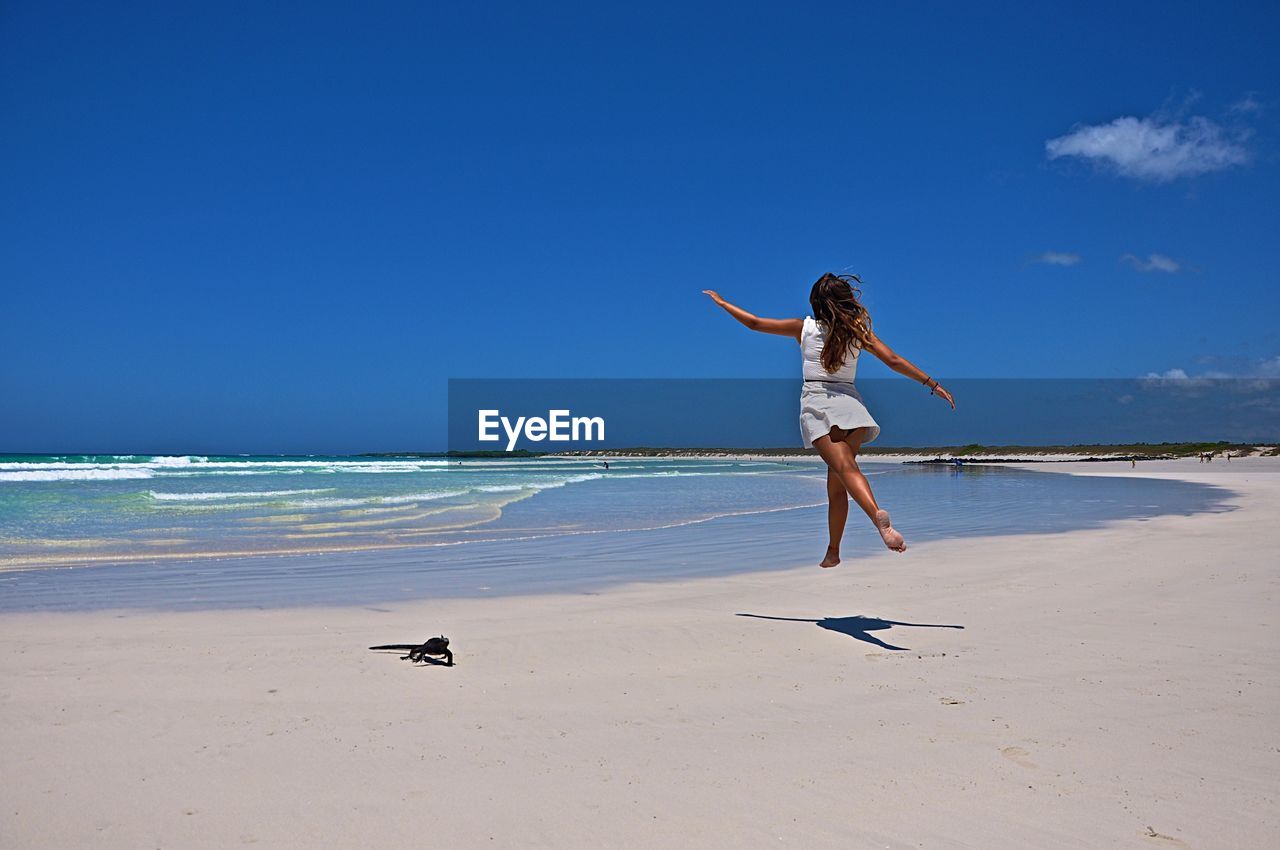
left=3, top=458, right=1277, bottom=849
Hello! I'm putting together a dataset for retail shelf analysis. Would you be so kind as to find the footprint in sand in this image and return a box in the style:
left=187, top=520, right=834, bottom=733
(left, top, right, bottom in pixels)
left=1000, top=746, right=1037, bottom=769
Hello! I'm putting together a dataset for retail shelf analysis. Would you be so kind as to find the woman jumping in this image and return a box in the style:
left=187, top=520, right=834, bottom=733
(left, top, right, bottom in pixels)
left=704, top=273, right=954, bottom=567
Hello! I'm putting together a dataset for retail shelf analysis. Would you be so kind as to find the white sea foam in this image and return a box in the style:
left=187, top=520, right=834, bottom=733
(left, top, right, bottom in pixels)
left=567, top=473, right=604, bottom=482
left=283, top=497, right=379, bottom=509
left=312, top=464, right=442, bottom=474
left=279, top=475, right=603, bottom=509
left=148, top=502, right=272, bottom=512
left=0, top=458, right=449, bottom=476
left=147, top=489, right=332, bottom=502
left=149, top=455, right=209, bottom=466
left=162, top=469, right=309, bottom=477
left=0, top=462, right=146, bottom=471
left=179, top=459, right=447, bottom=470
left=474, top=473, right=603, bottom=493
left=376, top=490, right=468, bottom=504
left=613, top=469, right=769, bottom=478
left=0, top=459, right=758, bottom=489
left=449, top=461, right=613, bottom=470
left=0, top=469, right=155, bottom=482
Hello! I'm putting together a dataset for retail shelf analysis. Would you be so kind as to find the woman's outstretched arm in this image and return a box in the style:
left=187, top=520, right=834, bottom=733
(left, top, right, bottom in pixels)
left=864, top=332, right=956, bottom=409
left=703, top=290, right=803, bottom=340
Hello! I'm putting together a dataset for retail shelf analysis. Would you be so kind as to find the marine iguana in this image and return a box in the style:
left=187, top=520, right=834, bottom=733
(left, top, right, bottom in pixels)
left=369, top=635, right=453, bottom=666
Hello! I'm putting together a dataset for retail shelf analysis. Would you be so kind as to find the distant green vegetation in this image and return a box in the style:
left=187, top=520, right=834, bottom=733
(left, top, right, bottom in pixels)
left=881, top=441, right=1259, bottom=458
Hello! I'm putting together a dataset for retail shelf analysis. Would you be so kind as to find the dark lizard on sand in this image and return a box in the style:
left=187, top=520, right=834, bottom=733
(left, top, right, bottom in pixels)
left=369, top=636, right=453, bottom=666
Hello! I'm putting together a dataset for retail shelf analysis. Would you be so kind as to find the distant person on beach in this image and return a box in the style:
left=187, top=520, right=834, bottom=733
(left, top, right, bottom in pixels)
left=705, top=273, right=954, bottom=567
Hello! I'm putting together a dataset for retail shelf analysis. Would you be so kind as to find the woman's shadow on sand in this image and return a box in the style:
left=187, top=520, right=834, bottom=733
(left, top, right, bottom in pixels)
left=737, top=613, right=963, bottom=651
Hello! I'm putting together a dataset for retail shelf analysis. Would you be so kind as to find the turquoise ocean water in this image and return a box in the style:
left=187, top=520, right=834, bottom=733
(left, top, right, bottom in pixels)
left=0, top=454, right=830, bottom=569
left=0, top=454, right=1231, bottom=611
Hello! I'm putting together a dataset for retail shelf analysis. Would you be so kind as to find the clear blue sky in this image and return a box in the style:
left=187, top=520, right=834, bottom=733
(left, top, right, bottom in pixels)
left=2, top=2, right=1277, bottom=453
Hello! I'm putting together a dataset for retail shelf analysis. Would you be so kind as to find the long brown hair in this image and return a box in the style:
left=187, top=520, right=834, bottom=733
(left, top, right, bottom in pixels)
left=809, top=272, right=873, bottom=374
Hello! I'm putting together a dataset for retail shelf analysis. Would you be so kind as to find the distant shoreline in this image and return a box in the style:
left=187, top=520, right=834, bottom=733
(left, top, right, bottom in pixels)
left=361, top=441, right=1275, bottom=462
left=3, top=442, right=1270, bottom=463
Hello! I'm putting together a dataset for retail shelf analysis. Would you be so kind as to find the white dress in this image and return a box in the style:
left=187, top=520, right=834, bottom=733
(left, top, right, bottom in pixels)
left=798, top=316, right=880, bottom=447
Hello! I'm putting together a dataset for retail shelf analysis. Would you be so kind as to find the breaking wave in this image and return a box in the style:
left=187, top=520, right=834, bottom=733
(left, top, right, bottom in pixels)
left=0, top=468, right=157, bottom=482
left=147, top=489, right=333, bottom=502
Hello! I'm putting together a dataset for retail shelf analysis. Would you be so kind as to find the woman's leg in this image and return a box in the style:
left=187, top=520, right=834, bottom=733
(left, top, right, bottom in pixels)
left=821, top=467, right=847, bottom=567
left=813, top=428, right=906, bottom=552
left=813, top=428, right=880, bottom=520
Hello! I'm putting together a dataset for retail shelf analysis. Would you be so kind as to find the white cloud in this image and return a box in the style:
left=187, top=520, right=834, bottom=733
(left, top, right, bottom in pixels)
left=1228, top=93, right=1262, bottom=114
left=1143, top=356, right=1280, bottom=381
left=1139, top=367, right=1218, bottom=390
left=1046, top=114, right=1248, bottom=182
left=1121, top=253, right=1180, bottom=274
left=1033, top=251, right=1082, bottom=267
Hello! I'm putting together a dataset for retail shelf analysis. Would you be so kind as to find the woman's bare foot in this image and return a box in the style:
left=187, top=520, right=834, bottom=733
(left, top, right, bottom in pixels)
left=820, top=546, right=841, bottom=568
left=874, top=510, right=906, bottom=552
